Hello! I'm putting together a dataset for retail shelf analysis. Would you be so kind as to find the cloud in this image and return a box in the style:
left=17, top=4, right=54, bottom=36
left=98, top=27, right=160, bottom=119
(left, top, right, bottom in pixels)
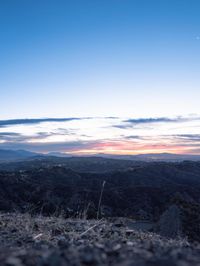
left=121, top=135, right=144, bottom=140
left=0, top=130, right=81, bottom=144
left=124, top=117, right=178, bottom=124
left=0, top=140, right=97, bottom=153
left=0, top=132, right=21, bottom=137
left=1, top=116, right=199, bottom=129
left=174, top=134, right=200, bottom=140
left=113, top=117, right=177, bottom=129
left=1, top=116, right=200, bottom=155
left=174, top=134, right=200, bottom=141
left=0, top=131, right=62, bottom=142
left=113, top=116, right=200, bottom=129
left=0, top=132, right=30, bottom=142
left=0, top=118, right=84, bottom=127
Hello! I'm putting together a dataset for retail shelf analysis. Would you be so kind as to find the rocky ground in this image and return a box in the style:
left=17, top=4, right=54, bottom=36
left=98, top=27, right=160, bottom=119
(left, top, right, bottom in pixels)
left=0, top=213, right=200, bottom=266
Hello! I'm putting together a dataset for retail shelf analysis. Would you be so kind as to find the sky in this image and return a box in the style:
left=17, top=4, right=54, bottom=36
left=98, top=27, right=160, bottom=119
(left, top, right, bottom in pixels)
left=0, top=0, right=200, bottom=154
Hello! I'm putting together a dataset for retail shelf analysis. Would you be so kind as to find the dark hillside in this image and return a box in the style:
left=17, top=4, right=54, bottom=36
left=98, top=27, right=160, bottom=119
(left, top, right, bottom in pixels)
left=0, top=160, right=200, bottom=239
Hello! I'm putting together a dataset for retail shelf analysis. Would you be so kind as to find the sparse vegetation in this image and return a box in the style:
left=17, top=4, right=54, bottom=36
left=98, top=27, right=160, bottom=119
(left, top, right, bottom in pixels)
left=97, top=180, right=106, bottom=219
left=1, top=212, right=199, bottom=266
left=1, top=158, right=200, bottom=265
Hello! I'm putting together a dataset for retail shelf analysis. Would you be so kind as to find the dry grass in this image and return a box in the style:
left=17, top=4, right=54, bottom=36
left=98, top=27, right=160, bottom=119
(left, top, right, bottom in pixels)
left=0, top=212, right=198, bottom=266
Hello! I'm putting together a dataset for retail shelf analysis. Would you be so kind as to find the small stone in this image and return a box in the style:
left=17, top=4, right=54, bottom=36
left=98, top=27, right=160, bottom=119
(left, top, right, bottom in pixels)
left=6, top=257, right=23, bottom=266
left=113, top=221, right=123, bottom=227
left=113, top=244, right=121, bottom=251
left=127, top=241, right=134, bottom=246
left=57, top=238, right=69, bottom=249
left=95, top=243, right=104, bottom=249
left=81, top=253, right=96, bottom=265
left=126, top=229, right=134, bottom=236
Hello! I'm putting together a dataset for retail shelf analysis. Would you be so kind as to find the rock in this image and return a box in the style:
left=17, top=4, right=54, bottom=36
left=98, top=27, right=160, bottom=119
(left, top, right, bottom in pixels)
left=57, top=237, right=69, bottom=249
left=126, top=229, right=135, bottom=236
left=5, top=257, right=23, bottom=266
left=1, top=213, right=200, bottom=266
left=80, top=247, right=98, bottom=265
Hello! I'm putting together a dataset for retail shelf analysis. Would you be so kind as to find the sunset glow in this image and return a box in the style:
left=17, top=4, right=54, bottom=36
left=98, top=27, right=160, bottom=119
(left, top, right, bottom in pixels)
left=0, top=116, right=200, bottom=155
left=1, top=1, right=200, bottom=156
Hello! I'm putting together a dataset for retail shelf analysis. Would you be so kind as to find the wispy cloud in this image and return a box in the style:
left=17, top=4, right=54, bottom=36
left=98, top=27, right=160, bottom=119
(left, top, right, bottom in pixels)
left=174, top=134, right=200, bottom=141
left=0, top=117, right=119, bottom=128
left=0, top=140, right=98, bottom=153
left=113, top=116, right=200, bottom=129
left=121, top=135, right=144, bottom=140
left=0, top=132, right=21, bottom=137
left=1, top=116, right=200, bottom=155
left=0, top=118, right=84, bottom=127
left=0, top=132, right=30, bottom=142
left=124, top=117, right=179, bottom=123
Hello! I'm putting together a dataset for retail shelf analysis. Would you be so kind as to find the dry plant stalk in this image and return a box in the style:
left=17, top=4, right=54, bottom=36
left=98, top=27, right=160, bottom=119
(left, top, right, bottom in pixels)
left=97, top=180, right=106, bottom=220
left=80, top=219, right=104, bottom=237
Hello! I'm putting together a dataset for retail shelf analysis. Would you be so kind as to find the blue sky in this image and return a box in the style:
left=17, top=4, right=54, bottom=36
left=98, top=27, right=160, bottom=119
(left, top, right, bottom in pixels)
left=0, top=1, right=200, bottom=153
left=1, top=0, right=200, bottom=118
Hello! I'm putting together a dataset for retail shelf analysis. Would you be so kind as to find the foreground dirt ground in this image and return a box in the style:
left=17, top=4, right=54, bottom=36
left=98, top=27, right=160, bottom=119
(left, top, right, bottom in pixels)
left=0, top=213, right=200, bottom=266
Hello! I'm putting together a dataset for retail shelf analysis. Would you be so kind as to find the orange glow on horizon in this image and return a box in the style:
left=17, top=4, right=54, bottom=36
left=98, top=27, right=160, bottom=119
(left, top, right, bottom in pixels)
left=62, top=140, right=196, bottom=155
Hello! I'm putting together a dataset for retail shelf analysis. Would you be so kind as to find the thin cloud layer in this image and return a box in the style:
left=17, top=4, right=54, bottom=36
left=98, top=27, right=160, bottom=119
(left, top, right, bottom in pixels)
left=0, top=118, right=84, bottom=127
left=114, top=116, right=200, bottom=129
left=174, top=134, right=200, bottom=141
left=0, top=116, right=200, bottom=154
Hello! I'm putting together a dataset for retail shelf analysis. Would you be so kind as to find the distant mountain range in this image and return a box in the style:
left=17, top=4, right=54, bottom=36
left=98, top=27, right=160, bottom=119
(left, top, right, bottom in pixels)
left=97, top=153, right=200, bottom=161
left=0, top=149, right=38, bottom=161
left=0, top=149, right=200, bottom=162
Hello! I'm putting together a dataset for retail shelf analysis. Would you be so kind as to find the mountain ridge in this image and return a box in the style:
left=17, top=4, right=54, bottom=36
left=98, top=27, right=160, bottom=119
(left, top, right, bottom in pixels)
left=0, top=148, right=200, bottom=162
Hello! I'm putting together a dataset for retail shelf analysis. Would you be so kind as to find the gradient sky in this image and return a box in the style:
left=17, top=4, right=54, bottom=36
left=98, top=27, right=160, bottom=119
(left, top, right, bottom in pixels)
left=0, top=1, right=200, bottom=154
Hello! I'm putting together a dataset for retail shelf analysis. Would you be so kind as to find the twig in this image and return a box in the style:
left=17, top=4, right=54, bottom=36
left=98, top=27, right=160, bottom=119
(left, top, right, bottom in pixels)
left=97, top=181, right=106, bottom=220
left=80, top=219, right=104, bottom=237
left=33, top=233, right=43, bottom=240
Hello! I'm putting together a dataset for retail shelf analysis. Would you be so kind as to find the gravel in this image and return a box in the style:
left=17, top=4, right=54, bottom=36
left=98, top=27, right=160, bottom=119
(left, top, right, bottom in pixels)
left=0, top=213, right=200, bottom=266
